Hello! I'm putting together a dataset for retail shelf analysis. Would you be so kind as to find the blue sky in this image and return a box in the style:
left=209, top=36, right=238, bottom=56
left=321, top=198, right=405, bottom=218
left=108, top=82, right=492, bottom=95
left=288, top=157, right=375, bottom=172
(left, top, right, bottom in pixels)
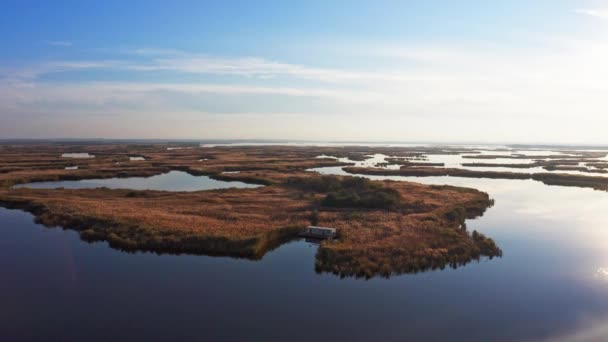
left=2, top=0, right=608, bottom=142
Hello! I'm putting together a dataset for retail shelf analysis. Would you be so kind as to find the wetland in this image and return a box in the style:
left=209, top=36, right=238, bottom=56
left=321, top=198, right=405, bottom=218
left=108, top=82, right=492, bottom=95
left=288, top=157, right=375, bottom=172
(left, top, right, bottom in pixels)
left=3, top=142, right=608, bottom=341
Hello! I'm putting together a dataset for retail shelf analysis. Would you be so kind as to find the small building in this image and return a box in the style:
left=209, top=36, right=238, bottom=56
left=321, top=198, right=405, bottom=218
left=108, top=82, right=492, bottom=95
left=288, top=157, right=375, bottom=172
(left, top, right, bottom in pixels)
left=300, top=226, right=337, bottom=240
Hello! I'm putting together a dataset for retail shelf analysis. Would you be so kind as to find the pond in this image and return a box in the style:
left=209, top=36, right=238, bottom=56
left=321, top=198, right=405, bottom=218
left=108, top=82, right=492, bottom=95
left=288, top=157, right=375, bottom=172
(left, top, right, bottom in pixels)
left=14, top=170, right=261, bottom=192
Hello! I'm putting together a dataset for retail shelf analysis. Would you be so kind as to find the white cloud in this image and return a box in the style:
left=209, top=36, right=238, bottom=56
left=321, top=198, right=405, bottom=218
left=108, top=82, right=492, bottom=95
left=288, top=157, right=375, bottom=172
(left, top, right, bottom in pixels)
left=121, top=53, right=414, bottom=84
left=4, top=34, right=608, bottom=142
left=576, top=8, right=608, bottom=19
left=1, top=61, right=123, bottom=82
left=0, top=81, right=385, bottom=105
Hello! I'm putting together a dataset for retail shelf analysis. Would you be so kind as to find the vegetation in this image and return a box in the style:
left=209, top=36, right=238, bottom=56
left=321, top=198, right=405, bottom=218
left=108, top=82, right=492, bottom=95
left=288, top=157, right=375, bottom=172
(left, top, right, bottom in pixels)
left=462, top=160, right=608, bottom=173
left=587, top=162, right=608, bottom=169
left=461, top=151, right=607, bottom=160
left=461, top=162, right=537, bottom=168
left=542, top=165, right=607, bottom=173
left=0, top=143, right=503, bottom=278
left=532, top=173, right=608, bottom=191
left=287, top=175, right=402, bottom=210
left=314, top=193, right=499, bottom=278
left=344, top=166, right=608, bottom=191
left=344, top=166, right=531, bottom=179
left=384, top=158, right=445, bottom=167
left=321, top=187, right=401, bottom=209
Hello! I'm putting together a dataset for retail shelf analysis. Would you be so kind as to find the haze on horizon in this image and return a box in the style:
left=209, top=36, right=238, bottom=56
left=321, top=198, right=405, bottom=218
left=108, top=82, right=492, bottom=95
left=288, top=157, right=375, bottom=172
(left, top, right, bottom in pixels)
left=1, top=0, right=608, bottom=144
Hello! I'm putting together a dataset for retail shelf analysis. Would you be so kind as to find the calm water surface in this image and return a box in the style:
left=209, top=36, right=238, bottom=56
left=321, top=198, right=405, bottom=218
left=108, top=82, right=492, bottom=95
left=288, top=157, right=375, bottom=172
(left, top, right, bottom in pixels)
left=14, top=170, right=260, bottom=192
left=3, top=161, right=608, bottom=340
left=61, top=153, right=94, bottom=159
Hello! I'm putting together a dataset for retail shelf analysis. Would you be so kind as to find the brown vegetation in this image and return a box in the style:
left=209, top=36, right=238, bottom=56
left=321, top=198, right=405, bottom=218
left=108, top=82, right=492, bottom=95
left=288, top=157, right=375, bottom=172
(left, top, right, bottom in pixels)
left=461, top=160, right=608, bottom=174
left=0, top=143, right=502, bottom=278
left=461, top=162, right=537, bottom=169
left=462, top=151, right=607, bottom=160
left=587, top=162, right=608, bottom=169
left=542, top=165, right=607, bottom=173
left=343, top=166, right=608, bottom=191
left=384, top=158, right=445, bottom=167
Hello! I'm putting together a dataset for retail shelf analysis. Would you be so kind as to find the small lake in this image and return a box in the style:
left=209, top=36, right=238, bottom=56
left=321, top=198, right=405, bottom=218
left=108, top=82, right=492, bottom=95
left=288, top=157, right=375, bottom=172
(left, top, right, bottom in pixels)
left=14, top=170, right=260, bottom=192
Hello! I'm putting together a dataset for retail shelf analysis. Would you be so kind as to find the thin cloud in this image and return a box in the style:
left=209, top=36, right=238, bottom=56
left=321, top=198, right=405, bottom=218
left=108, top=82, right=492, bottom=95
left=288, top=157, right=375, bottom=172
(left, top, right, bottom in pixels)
left=126, top=54, right=402, bottom=84
left=43, top=40, right=73, bottom=47
left=1, top=61, right=124, bottom=82
left=0, top=81, right=387, bottom=106
left=6, top=51, right=418, bottom=85
left=2, top=36, right=608, bottom=142
left=575, top=8, right=608, bottom=19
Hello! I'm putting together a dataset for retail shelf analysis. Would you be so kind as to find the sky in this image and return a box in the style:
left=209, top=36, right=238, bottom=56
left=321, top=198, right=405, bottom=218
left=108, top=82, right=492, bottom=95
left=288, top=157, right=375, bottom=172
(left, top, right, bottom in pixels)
left=1, top=0, right=608, bottom=143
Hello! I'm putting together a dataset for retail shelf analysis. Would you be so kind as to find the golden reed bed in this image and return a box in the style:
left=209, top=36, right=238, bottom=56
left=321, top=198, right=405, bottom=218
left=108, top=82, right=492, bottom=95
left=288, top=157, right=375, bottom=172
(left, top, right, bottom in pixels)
left=0, top=143, right=500, bottom=278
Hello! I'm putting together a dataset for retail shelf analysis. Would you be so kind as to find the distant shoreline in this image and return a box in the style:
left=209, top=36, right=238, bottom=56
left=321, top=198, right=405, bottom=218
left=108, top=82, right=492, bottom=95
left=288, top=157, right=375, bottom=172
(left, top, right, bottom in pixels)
left=1, top=139, right=608, bottom=150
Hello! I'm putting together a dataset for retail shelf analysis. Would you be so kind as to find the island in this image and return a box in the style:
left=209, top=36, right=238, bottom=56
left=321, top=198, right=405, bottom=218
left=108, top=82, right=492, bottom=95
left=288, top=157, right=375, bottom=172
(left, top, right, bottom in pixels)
left=0, top=143, right=503, bottom=278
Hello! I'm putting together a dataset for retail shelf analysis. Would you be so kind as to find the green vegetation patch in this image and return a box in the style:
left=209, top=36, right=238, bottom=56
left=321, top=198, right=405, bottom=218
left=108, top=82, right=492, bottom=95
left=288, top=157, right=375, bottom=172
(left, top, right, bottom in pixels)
left=287, top=175, right=402, bottom=210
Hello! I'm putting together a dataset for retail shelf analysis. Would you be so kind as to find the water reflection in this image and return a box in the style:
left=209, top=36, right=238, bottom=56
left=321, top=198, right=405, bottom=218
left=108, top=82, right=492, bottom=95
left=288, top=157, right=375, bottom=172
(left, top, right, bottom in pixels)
left=3, top=177, right=608, bottom=342
left=596, top=268, right=608, bottom=282
left=306, top=161, right=608, bottom=339
left=15, top=170, right=261, bottom=192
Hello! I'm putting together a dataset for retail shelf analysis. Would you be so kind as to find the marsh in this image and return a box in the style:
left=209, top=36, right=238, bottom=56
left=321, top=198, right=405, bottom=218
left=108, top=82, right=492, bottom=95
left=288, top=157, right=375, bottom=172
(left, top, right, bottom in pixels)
left=1, top=144, right=608, bottom=341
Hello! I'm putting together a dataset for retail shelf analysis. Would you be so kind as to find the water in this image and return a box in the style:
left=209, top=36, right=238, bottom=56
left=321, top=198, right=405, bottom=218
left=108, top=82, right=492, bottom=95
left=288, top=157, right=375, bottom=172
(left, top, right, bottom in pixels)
left=14, top=170, right=261, bottom=192
left=4, top=156, right=608, bottom=341
left=166, top=147, right=193, bottom=150
left=62, top=153, right=94, bottom=159
left=310, top=168, right=608, bottom=341
left=319, top=149, right=608, bottom=178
